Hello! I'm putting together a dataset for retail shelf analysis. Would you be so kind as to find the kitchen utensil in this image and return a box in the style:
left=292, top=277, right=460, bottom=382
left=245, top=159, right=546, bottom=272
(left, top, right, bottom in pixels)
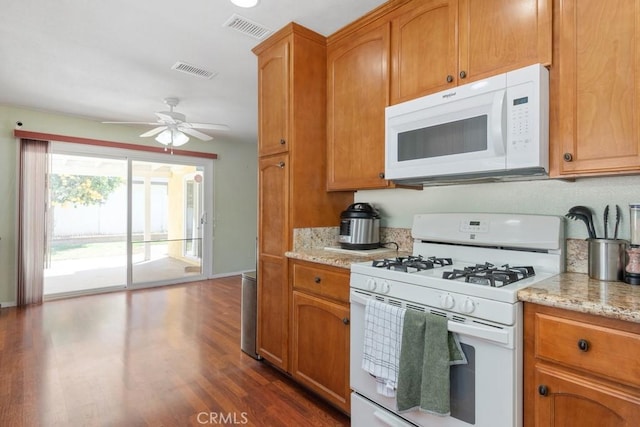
left=338, top=202, right=381, bottom=250
left=631, top=204, right=640, bottom=246
left=568, top=206, right=596, bottom=238
left=604, top=205, right=610, bottom=238
left=588, top=238, right=627, bottom=281
left=565, top=212, right=596, bottom=239
left=614, top=204, right=621, bottom=239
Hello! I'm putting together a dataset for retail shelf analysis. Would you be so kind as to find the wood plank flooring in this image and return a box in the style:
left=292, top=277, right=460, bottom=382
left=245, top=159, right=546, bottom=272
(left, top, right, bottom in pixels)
left=0, top=276, right=350, bottom=426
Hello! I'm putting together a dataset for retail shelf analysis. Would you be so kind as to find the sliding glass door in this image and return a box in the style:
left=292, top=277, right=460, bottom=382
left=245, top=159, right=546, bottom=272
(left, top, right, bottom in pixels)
left=44, top=143, right=213, bottom=297
left=45, top=154, right=128, bottom=294
left=131, top=161, right=205, bottom=286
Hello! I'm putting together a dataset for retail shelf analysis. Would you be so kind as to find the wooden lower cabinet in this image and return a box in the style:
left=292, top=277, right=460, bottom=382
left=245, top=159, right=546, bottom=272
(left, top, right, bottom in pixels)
left=533, top=365, right=640, bottom=426
left=290, top=260, right=351, bottom=413
left=524, top=303, right=640, bottom=426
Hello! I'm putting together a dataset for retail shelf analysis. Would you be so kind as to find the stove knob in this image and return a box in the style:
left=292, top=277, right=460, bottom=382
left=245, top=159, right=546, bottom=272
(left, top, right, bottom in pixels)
left=380, top=281, right=391, bottom=294
left=461, top=298, right=476, bottom=314
left=366, top=278, right=377, bottom=291
left=440, top=294, right=455, bottom=309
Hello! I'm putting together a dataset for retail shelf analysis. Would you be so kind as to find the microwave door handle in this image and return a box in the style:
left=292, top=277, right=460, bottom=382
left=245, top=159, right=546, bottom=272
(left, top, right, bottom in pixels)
left=490, top=89, right=507, bottom=156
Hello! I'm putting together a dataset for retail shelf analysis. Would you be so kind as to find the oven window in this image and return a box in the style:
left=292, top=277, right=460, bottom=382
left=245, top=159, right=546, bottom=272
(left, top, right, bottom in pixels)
left=397, top=115, right=488, bottom=161
left=450, top=343, right=475, bottom=424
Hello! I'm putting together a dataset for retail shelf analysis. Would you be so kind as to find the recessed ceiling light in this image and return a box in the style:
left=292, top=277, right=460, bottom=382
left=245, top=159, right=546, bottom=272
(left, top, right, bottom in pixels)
left=230, top=0, right=259, bottom=8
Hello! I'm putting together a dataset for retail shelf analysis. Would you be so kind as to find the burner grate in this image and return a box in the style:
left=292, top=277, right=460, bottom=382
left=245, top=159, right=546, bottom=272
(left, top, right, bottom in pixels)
left=372, top=255, right=452, bottom=272
left=443, top=264, right=535, bottom=287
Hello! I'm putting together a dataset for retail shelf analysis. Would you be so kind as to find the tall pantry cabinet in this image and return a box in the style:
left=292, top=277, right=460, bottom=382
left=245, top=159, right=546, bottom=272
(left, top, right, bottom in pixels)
left=252, top=24, right=353, bottom=371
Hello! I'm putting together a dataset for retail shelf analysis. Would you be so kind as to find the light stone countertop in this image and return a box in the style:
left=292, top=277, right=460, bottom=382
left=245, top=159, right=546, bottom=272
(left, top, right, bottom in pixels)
left=285, top=247, right=408, bottom=270
left=518, top=273, right=640, bottom=323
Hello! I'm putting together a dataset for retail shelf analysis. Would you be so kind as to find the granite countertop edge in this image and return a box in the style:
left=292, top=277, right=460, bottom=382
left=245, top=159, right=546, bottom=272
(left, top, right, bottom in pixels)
left=518, top=272, right=640, bottom=324
left=285, top=248, right=409, bottom=270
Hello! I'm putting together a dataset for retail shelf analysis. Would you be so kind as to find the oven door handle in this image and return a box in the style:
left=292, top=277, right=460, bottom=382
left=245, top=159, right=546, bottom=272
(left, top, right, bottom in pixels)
left=350, top=290, right=510, bottom=346
left=447, top=321, right=510, bottom=345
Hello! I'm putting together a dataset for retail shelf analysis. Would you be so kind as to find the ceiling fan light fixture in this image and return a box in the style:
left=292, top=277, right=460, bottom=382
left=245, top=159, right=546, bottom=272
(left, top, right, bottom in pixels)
left=155, top=129, right=190, bottom=146
left=230, top=0, right=259, bottom=8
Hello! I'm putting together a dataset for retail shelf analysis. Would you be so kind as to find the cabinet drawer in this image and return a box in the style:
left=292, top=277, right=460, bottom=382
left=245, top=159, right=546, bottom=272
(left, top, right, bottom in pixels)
left=292, top=262, right=349, bottom=303
left=535, top=313, right=640, bottom=387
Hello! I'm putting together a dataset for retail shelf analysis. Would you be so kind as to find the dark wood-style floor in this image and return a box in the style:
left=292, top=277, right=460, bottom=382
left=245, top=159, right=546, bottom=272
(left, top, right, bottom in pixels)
left=0, top=276, right=350, bottom=426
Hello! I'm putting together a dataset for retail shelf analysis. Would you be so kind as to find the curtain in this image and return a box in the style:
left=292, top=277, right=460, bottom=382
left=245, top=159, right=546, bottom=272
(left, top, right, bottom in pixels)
left=17, top=139, right=49, bottom=306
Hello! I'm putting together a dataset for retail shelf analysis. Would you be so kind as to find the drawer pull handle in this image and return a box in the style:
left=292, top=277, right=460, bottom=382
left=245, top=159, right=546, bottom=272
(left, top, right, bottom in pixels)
left=342, top=317, right=350, bottom=325
left=538, top=385, right=548, bottom=396
left=314, top=276, right=321, bottom=284
left=577, top=339, right=589, bottom=352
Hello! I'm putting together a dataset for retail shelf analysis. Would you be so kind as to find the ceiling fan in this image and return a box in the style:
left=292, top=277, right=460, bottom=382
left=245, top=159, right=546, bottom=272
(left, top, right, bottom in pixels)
left=102, top=97, right=230, bottom=147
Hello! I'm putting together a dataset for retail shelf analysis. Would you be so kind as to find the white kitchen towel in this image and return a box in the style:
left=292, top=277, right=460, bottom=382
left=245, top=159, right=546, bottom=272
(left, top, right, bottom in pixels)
left=362, top=299, right=407, bottom=397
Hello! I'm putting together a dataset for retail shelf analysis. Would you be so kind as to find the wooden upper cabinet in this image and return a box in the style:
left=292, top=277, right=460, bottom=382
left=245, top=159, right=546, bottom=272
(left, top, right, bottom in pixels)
left=327, top=21, right=392, bottom=191
left=256, top=37, right=289, bottom=156
left=552, top=0, right=640, bottom=176
left=458, top=0, right=552, bottom=83
left=390, top=0, right=458, bottom=103
left=390, top=0, right=551, bottom=104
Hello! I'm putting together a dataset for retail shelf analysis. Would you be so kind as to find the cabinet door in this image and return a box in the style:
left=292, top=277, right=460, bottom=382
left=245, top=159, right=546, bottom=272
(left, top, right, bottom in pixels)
left=390, top=0, right=458, bottom=104
left=257, top=154, right=289, bottom=370
left=291, top=291, right=350, bottom=413
left=533, top=365, right=640, bottom=426
left=458, top=0, right=552, bottom=83
left=554, top=0, right=640, bottom=176
left=327, top=22, right=392, bottom=191
left=257, top=37, right=289, bottom=156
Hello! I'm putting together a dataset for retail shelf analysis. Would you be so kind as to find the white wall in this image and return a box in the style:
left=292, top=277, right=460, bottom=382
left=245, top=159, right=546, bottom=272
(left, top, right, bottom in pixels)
left=0, top=104, right=257, bottom=304
left=355, top=175, right=640, bottom=241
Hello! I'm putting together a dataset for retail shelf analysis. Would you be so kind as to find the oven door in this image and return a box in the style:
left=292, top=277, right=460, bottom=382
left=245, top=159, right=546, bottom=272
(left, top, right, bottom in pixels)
left=350, top=290, right=522, bottom=427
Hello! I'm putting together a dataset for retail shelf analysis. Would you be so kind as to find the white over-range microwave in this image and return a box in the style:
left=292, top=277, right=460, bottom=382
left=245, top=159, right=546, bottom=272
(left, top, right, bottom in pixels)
left=385, top=63, right=549, bottom=185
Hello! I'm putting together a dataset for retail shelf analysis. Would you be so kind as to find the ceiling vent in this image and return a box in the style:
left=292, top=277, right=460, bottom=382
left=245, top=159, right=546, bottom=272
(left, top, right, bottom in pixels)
left=171, top=62, right=218, bottom=80
left=223, top=14, right=272, bottom=40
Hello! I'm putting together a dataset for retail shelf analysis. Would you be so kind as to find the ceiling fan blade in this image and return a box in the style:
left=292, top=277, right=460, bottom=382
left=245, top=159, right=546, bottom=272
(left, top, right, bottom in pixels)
left=102, top=121, right=160, bottom=125
left=187, top=122, right=230, bottom=131
left=155, top=112, right=180, bottom=123
left=140, top=126, right=167, bottom=137
left=180, top=127, right=213, bottom=141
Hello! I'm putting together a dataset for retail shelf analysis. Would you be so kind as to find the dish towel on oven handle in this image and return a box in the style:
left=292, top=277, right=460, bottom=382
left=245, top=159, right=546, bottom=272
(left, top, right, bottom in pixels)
left=361, top=299, right=406, bottom=397
left=396, top=309, right=467, bottom=416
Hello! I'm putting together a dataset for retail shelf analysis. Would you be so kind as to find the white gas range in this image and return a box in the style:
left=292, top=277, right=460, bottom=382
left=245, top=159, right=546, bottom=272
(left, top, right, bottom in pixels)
left=349, top=213, right=564, bottom=427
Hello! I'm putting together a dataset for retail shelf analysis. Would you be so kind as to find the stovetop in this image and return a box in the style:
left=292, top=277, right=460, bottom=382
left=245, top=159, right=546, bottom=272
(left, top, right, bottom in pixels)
left=370, top=255, right=535, bottom=287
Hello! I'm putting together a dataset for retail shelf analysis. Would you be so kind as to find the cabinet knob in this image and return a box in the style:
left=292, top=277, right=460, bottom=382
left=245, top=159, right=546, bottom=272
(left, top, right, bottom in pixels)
left=563, top=152, right=573, bottom=162
left=459, top=70, right=467, bottom=79
left=314, top=276, right=321, bottom=284
left=279, top=138, right=286, bottom=145
left=538, top=385, right=548, bottom=396
left=577, top=339, right=590, bottom=352
left=342, top=317, right=350, bottom=325
left=378, top=172, right=385, bottom=179
left=446, top=74, right=454, bottom=83
left=277, top=161, right=285, bottom=168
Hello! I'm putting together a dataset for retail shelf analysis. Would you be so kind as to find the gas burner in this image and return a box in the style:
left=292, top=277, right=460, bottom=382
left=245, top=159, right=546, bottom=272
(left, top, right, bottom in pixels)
left=443, top=264, right=535, bottom=287
left=372, top=255, right=453, bottom=273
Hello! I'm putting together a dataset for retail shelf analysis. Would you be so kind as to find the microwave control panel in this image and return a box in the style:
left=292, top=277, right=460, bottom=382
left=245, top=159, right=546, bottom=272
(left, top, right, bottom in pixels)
left=508, top=81, right=534, bottom=150
left=506, top=78, right=545, bottom=168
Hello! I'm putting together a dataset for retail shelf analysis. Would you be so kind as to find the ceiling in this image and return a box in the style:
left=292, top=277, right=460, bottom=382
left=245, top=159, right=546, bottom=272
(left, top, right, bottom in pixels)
left=0, top=0, right=388, bottom=145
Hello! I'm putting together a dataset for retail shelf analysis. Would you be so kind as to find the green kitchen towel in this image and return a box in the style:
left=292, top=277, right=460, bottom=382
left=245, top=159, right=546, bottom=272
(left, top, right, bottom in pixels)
left=396, top=309, right=466, bottom=416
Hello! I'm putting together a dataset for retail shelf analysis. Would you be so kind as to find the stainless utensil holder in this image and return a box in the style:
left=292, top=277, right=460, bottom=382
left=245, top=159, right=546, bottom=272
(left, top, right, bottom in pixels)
left=588, top=239, right=628, bottom=281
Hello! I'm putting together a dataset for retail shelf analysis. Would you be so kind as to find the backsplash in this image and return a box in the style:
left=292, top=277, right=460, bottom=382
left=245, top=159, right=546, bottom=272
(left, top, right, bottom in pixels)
left=294, top=227, right=590, bottom=274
